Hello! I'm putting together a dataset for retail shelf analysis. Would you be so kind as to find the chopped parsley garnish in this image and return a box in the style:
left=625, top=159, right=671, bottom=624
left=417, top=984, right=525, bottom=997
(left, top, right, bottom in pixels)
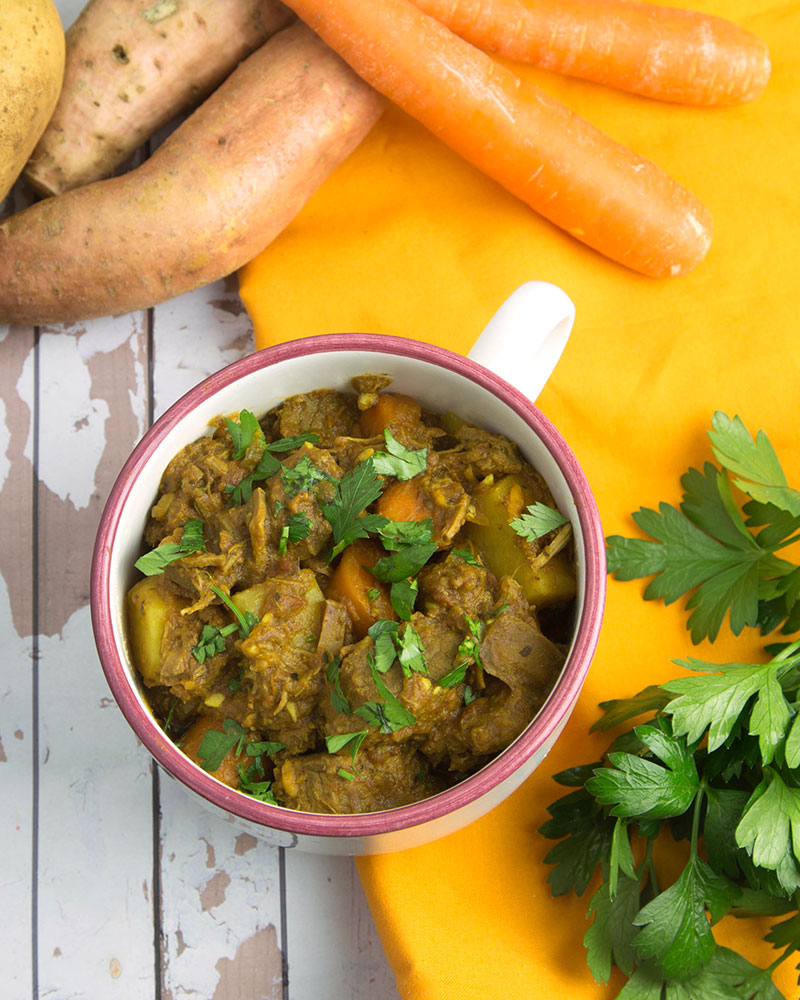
left=372, top=429, right=428, bottom=481
left=451, top=548, right=484, bottom=567
left=368, top=619, right=400, bottom=673
left=321, top=458, right=387, bottom=558
left=225, top=409, right=262, bottom=460
left=280, top=455, right=328, bottom=498
left=354, top=661, right=416, bottom=733
left=197, top=718, right=247, bottom=772
left=439, top=615, right=485, bottom=688
left=191, top=622, right=239, bottom=663
left=510, top=502, right=570, bottom=542
left=135, top=519, right=206, bottom=576
left=278, top=512, right=312, bottom=555
left=209, top=584, right=258, bottom=639
left=367, top=619, right=428, bottom=678
left=325, top=729, right=368, bottom=779
left=389, top=578, right=418, bottom=620
left=227, top=449, right=282, bottom=505
left=370, top=541, right=438, bottom=583
left=325, top=654, right=351, bottom=715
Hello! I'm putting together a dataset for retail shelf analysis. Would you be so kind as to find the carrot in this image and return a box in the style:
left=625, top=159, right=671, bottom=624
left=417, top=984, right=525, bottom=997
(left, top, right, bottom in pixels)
left=326, top=539, right=396, bottom=637
left=375, top=479, right=431, bottom=525
left=359, top=393, right=422, bottom=437
left=411, top=0, right=770, bottom=107
left=0, top=22, right=383, bottom=325
left=279, top=0, right=712, bottom=277
left=24, top=0, right=296, bottom=196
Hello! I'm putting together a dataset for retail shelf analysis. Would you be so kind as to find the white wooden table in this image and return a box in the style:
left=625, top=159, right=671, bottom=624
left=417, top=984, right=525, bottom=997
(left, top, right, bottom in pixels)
left=1, top=3, right=400, bottom=995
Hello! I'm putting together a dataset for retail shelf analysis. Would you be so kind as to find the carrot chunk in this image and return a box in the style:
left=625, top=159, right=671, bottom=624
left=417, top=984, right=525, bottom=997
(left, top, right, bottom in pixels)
left=326, top=539, right=397, bottom=637
left=360, top=393, right=422, bottom=437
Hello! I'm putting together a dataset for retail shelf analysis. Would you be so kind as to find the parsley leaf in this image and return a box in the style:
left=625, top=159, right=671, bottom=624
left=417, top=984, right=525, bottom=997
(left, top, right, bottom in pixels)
left=584, top=873, right=641, bottom=983
left=225, top=409, right=262, bottom=460
left=370, top=542, right=439, bottom=583
left=735, top=768, right=800, bottom=873
left=197, top=718, right=247, bottom=772
left=321, top=459, right=386, bottom=558
left=511, top=502, right=570, bottom=542
left=389, top=578, right=418, bottom=620
left=354, top=660, right=416, bottom=733
left=325, top=729, right=368, bottom=774
left=279, top=512, right=311, bottom=555
left=632, top=855, right=738, bottom=979
left=371, top=429, right=428, bottom=480
left=280, top=455, right=328, bottom=498
left=227, top=449, right=282, bottom=505
left=586, top=726, right=699, bottom=819
left=135, top=519, right=206, bottom=575
left=451, top=547, right=484, bottom=567
left=191, top=622, right=238, bottom=663
left=325, top=654, right=351, bottom=715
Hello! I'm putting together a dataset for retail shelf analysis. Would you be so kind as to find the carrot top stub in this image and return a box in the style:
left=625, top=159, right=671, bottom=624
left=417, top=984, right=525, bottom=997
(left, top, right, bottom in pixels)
left=282, top=0, right=713, bottom=276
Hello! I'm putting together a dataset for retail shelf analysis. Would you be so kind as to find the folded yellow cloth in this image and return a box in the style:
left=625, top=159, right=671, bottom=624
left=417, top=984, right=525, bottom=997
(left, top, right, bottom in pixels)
left=239, top=2, right=799, bottom=995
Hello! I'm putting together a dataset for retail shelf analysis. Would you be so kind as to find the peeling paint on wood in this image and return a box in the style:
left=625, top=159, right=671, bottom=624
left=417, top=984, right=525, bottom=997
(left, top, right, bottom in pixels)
left=213, top=926, right=283, bottom=1000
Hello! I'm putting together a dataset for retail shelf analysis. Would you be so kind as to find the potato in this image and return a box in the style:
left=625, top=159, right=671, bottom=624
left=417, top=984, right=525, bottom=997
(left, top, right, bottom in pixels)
left=464, top=474, right=576, bottom=608
left=126, top=576, right=184, bottom=686
left=0, top=0, right=65, bottom=203
left=24, top=0, right=294, bottom=196
left=0, top=21, right=383, bottom=325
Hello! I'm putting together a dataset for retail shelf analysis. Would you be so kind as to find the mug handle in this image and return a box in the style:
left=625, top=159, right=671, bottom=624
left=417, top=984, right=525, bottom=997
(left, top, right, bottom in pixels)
left=467, top=281, right=575, bottom=402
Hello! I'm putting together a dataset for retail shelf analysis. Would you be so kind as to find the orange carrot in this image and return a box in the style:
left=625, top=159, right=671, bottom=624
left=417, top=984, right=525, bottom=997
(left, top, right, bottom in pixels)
left=279, top=0, right=712, bottom=276
left=360, top=393, right=422, bottom=437
left=375, top=478, right=432, bottom=524
left=326, top=539, right=396, bottom=637
left=411, top=0, right=770, bottom=107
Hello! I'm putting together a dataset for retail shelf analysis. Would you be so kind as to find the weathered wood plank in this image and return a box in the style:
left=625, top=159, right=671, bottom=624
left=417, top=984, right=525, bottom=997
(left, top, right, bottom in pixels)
left=152, top=280, right=285, bottom=1000
left=0, top=317, right=37, bottom=997
left=33, top=313, right=157, bottom=998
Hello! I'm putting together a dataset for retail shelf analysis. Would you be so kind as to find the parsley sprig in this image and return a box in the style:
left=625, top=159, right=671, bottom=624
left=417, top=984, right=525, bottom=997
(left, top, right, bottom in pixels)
left=196, top=718, right=284, bottom=803
left=606, top=412, right=800, bottom=643
left=543, top=412, right=800, bottom=999
left=135, top=519, right=206, bottom=576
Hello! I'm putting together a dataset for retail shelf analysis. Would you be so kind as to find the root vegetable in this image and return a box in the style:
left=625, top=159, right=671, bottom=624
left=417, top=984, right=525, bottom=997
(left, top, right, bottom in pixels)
left=0, top=0, right=65, bottom=203
left=0, top=21, right=383, bottom=326
left=412, top=0, right=771, bottom=107
left=24, top=0, right=295, bottom=196
left=280, top=0, right=713, bottom=277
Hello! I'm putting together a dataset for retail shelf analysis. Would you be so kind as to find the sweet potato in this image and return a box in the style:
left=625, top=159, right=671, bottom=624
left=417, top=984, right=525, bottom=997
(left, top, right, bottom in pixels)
left=326, top=539, right=396, bottom=638
left=24, top=0, right=295, bottom=196
left=0, top=21, right=383, bottom=326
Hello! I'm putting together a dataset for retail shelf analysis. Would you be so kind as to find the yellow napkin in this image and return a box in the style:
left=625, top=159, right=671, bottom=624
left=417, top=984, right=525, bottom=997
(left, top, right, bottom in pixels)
left=239, top=1, right=800, bottom=995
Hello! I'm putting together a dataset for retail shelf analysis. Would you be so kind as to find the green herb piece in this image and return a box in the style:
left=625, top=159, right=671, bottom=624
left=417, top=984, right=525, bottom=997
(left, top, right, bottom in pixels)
left=606, top=412, right=800, bottom=643
left=585, top=726, right=700, bottom=820
left=210, top=584, right=258, bottom=639
left=321, top=459, right=387, bottom=558
left=366, top=587, right=380, bottom=602
left=191, top=622, right=239, bottom=663
left=511, top=502, right=570, bottom=542
left=135, top=519, right=206, bottom=575
left=451, top=548, right=484, bottom=567
left=268, top=433, right=320, bottom=453
left=397, top=623, right=427, bottom=677
left=325, top=655, right=351, bottom=715
left=225, top=409, right=262, bottom=460
left=325, top=729, right=368, bottom=776
left=227, top=449, right=282, bottom=505
left=367, top=619, right=400, bottom=673
left=463, top=684, right=477, bottom=705
left=246, top=739, right=285, bottom=758
left=377, top=517, right=434, bottom=550
left=370, top=541, right=438, bottom=583
left=236, top=764, right=278, bottom=803
left=371, top=429, right=428, bottom=481
left=280, top=455, right=328, bottom=498
left=278, top=512, right=312, bottom=555
left=197, top=718, right=247, bottom=772
left=390, top=578, right=418, bottom=620
left=439, top=615, right=485, bottom=688
left=354, top=660, right=416, bottom=733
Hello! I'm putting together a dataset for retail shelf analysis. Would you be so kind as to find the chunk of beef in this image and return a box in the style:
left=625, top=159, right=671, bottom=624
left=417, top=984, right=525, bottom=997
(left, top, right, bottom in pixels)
left=273, top=743, right=440, bottom=813
left=459, top=611, right=564, bottom=756
left=275, top=389, right=360, bottom=447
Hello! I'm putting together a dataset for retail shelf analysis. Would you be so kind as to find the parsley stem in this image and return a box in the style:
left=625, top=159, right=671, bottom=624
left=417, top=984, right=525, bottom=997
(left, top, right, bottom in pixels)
left=210, top=584, right=254, bottom=638
left=689, top=783, right=705, bottom=859
left=766, top=943, right=794, bottom=974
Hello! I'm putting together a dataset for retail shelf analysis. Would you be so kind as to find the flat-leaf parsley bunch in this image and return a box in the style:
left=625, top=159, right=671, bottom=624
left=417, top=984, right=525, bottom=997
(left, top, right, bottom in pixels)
left=542, top=413, right=800, bottom=999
